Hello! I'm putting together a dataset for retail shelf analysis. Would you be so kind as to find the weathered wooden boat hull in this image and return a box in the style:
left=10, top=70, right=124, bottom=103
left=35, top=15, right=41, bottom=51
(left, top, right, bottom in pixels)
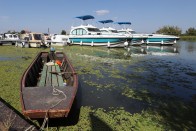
left=20, top=51, right=78, bottom=118
left=0, top=98, right=39, bottom=130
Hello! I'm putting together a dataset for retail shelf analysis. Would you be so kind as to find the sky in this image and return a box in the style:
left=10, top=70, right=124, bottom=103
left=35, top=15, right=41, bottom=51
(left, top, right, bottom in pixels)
left=0, top=0, right=196, bottom=34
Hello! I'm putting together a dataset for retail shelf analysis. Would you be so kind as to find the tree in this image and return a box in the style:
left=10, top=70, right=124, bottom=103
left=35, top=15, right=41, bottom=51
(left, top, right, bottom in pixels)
left=61, top=30, right=66, bottom=35
left=20, top=30, right=26, bottom=34
left=185, top=27, right=196, bottom=36
left=156, top=26, right=181, bottom=36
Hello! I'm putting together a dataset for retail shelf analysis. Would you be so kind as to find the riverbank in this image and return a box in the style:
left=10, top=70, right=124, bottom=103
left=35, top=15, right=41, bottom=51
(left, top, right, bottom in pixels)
left=180, top=35, right=196, bottom=41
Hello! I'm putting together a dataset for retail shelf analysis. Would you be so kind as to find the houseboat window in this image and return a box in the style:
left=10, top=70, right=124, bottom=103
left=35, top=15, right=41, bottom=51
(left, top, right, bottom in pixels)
left=71, top=29, right=87, bottom=35
left=118, top=31, right=126, bottom=34
left=82, top=29, right=87, bottom=35
left=33, top=34, right=42, bottom=40
left=72, top=30, right=77, bottom=35
left=101, top=30, right=108, bottom=33
left=13, top=35, right=18, bottom=38
left=87, top=28, right=100, bottom=32
left=29, top=34, right=32, bottom=40
left=129, top=31, right=136, bottom=34
left=78, top=29, right=83, bottom=35
left=111, top=30, right=118, bottom=33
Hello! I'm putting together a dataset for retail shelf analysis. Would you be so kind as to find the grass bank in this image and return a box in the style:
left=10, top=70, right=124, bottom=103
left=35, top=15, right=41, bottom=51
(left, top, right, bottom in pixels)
left=180, top=35, right=196, bottom=41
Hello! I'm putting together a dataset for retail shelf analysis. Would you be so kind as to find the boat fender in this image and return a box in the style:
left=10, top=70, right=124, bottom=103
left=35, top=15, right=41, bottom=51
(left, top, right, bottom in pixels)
left=107, top=41, right=110, bottom=47
left=161, top=40, right=164, bottom=45
left=141, top=39, right=144, bottom=44
left=124, top=41, right=128, bottom=46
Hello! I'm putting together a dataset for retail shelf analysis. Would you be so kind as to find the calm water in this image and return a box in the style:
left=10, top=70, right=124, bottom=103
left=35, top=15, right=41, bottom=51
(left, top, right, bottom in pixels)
left=74, top=41, right=196, bottom=113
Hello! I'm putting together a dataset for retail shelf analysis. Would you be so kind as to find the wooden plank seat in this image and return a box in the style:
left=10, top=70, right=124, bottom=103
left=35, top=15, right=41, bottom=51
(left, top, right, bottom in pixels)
left=38, top=63, right=64, bottom=87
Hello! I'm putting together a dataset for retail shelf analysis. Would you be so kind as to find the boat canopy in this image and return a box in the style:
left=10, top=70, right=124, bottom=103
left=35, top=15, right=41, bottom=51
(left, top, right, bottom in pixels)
left=117, top=22, right=131, bottom=25
left=98, top=20, right=113, bottom=24
left=75, top=15, right=94, bottom=20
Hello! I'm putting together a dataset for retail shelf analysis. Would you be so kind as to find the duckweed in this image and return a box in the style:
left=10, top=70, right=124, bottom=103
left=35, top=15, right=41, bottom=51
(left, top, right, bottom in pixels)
left=0, top=45, right=196, bottom=130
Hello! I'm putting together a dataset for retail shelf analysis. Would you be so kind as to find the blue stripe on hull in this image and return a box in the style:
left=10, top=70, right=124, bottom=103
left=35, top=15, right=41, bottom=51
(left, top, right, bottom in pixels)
left=70, top=38, right=129, bottom=43
left=147, top=38, right=176, bottom=42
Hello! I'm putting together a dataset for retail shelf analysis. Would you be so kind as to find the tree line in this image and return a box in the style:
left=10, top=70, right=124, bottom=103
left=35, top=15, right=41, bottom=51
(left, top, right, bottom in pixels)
left=156, top=26, right=196, bottom=36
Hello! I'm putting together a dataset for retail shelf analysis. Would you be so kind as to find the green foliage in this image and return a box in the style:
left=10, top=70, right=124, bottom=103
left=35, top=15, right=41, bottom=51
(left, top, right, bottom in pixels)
left=156, top=26, right=181, bottom=35
left=185, top=27, right=196, bottom=36
left=20, top=30, right=26, bottom=34
left=6, top=30, right=18, bottom=34
left=180, top=35, right=196, bottom=41
left=61, top=30, right=66, bottom=35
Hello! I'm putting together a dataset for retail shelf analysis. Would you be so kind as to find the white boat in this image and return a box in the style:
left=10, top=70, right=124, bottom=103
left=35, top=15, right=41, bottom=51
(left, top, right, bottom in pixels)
left=50, top=34, right=69, bottom=46
left=145, top=34, right=180, bottom=45
left=98, top=20, right=121, bottom=35
left=0, top=34, right=3, bottom=40
left=26, top=32, right=44, bottom=48
left=69, top=15, right=131, bottom=47
left=117, top=22, right=147, bottom=46
left=3, top=33, right=20, bottom=40
left=117, top=22, right=179, bottom=45
left=0, top=33, right=22, bottom=46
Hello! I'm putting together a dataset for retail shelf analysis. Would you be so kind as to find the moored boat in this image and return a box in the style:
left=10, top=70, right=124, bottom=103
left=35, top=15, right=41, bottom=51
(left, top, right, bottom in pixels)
left=117, top=22, right=147, bottom=46
left=20, top=49, right=78, bottom=118
left=69, top=15, right=131, bottom=47
left=145, top=34, right=180, bottom=45
left=50, top=34, right=69, bottom=46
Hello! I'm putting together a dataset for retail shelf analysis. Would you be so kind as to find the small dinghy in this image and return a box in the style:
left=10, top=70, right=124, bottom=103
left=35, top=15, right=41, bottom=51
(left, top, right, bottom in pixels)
left=20, top=48, right=78, bottom=118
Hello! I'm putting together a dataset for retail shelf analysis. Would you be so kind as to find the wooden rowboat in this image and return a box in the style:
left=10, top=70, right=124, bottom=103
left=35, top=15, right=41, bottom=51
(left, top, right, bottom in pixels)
left=20, top=51, right=78, bottom=118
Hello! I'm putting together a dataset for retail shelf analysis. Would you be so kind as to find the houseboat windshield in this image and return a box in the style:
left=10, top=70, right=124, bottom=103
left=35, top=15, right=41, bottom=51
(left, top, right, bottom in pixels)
left=118, top=31, right=126, bottom=34
left=33, top=34, right=42, bottom=40
left=129, top=31, right=136, bottom=34
left=13, top=35, right=18, bottom=38
left=110, top=30, right=118, bottom=33
left=87, top=28, right=101, bottom=32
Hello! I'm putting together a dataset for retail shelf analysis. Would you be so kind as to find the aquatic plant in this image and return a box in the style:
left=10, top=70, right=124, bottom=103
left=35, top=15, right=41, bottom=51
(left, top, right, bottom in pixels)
left=1, top=45, right=196, bottom=130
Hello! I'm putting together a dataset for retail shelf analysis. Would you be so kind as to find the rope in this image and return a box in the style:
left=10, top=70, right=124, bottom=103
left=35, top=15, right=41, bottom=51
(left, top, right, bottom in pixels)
left=24, top=125, right=35, bottom=131
left=40, top=115, right=48, bottom=131
left=39, top=86, right=67, bottom=130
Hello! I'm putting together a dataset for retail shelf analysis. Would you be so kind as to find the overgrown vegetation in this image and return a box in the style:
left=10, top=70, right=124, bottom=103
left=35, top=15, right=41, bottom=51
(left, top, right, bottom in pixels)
left=156, top=26, right=182, bottom=36
left=180, top=35, right=196, bottom=41
left=0, top=45, right=196, bottom=130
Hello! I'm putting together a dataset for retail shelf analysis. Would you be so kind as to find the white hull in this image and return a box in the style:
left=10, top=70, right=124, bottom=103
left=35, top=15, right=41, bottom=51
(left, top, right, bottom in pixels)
left=51, top=42, right=67, bottom=46
left=29, top=43, right=41, bottom=48
left=70, top=41, right=126, bottom=48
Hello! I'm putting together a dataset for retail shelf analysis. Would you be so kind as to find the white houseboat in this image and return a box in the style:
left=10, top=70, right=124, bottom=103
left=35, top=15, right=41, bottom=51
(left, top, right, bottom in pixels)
left=69, top=15, right=131, bottom=47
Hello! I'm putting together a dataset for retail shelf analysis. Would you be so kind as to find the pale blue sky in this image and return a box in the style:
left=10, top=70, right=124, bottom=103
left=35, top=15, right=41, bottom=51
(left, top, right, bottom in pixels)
left=0, top=0, right=195, bottom=34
